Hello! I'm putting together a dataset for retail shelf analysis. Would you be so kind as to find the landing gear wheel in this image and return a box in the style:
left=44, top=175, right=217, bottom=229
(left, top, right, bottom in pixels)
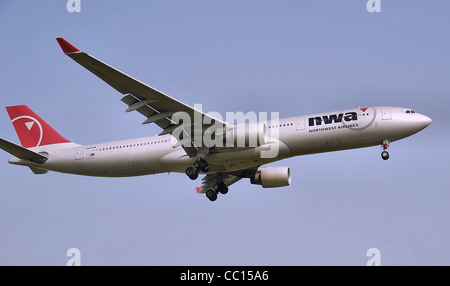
left=206, top=190, right=217, bottom=201
left=186, top=166, right=198, bottom=180
left=197, top=158, right=210, bottom=172
left=381, top=151, right=390, bottom=160
left=381, top=139, right=390, bottom=161
left=217, top=182, right=228, bottom=194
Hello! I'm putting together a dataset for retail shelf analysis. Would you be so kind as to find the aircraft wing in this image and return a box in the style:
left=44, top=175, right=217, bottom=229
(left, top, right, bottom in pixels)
left=0, top=138, right=47, bottom=163
left=197, top=172, right=242, bottom=194
left=56, top=37, right=225, bottom=157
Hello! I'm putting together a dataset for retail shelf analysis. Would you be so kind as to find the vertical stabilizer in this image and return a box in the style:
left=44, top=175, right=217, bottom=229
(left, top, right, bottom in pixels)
left=6, top=105, right=71, bottom=148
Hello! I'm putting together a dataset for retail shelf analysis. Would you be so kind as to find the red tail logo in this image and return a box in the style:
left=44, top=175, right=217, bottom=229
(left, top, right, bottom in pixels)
left=6, top=105, right=71, bottom=148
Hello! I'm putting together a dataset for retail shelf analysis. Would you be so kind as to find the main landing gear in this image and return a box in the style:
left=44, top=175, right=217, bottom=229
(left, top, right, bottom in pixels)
left=184, top=158, right=228, bottom=202
left=381, top=140, right=390, bottom=160
left=185, top=166, right=199, bottom=180
left=185, top=158, right=210, bottom=180
left=206, top=181, right=228, bottom=202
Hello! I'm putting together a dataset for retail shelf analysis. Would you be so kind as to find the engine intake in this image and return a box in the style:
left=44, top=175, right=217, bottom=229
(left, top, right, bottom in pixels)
left=251, top=166, right=291, bottom=188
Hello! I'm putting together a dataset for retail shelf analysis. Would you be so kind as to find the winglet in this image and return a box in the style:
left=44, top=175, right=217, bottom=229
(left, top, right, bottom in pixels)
left=56, top=37, right=80, bottom=54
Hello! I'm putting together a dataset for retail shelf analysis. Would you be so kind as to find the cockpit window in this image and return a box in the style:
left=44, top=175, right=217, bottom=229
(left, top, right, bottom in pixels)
left=406, top=110, right=416, bottom=114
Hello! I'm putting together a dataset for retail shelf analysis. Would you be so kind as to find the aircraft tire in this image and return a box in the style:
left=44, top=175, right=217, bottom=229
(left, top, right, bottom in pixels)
left=206, top=190, right=217, bottom=201
left=217, top=182, right=228, bottom=194
left=186, top=167, right=199, bottom=180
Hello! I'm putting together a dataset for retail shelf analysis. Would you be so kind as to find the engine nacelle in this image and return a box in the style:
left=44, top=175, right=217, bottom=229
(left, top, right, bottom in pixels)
left=251, top=166, right=291, bottom=188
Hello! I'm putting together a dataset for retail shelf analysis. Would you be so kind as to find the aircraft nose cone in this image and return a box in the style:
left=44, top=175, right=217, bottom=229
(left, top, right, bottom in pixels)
left=424, top=115, right=432, bottom=126
left=415, top=114, right=432, bottom=131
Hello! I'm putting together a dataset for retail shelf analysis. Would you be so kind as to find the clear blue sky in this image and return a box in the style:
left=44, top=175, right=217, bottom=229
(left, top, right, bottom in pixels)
left=0, top=1, right=448, bottom=265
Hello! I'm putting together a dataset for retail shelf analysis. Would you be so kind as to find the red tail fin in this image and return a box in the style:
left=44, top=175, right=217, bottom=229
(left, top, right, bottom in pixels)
left=6, top=105, right=71, bottom=148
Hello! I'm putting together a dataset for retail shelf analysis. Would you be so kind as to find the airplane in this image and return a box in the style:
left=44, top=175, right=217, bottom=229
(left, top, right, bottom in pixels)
left=0, top=38, right=432, bottom=201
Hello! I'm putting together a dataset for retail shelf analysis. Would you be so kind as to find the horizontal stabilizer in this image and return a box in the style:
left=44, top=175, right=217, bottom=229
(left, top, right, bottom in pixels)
left=0, top=138, right=47, bottom=163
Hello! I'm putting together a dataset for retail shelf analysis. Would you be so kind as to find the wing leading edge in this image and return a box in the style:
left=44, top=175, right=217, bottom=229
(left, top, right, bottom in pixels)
left=56, top=37, right=225, bottom=157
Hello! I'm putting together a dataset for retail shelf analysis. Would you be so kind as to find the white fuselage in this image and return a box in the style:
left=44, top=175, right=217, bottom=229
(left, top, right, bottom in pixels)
left=9, top=106, right=431, bottom=177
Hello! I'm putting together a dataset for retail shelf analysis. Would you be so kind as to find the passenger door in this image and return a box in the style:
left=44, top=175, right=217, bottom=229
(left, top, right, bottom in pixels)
left=381, top=108, right=392, bottom=120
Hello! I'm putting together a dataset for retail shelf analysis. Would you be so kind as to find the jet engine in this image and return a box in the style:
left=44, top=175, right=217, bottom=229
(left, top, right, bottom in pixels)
left=250, top=166, right=291, bottom=188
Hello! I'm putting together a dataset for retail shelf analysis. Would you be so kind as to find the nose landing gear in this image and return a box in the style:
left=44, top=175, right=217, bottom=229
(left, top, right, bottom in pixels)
left=381, top=140, right=390, bottom=160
